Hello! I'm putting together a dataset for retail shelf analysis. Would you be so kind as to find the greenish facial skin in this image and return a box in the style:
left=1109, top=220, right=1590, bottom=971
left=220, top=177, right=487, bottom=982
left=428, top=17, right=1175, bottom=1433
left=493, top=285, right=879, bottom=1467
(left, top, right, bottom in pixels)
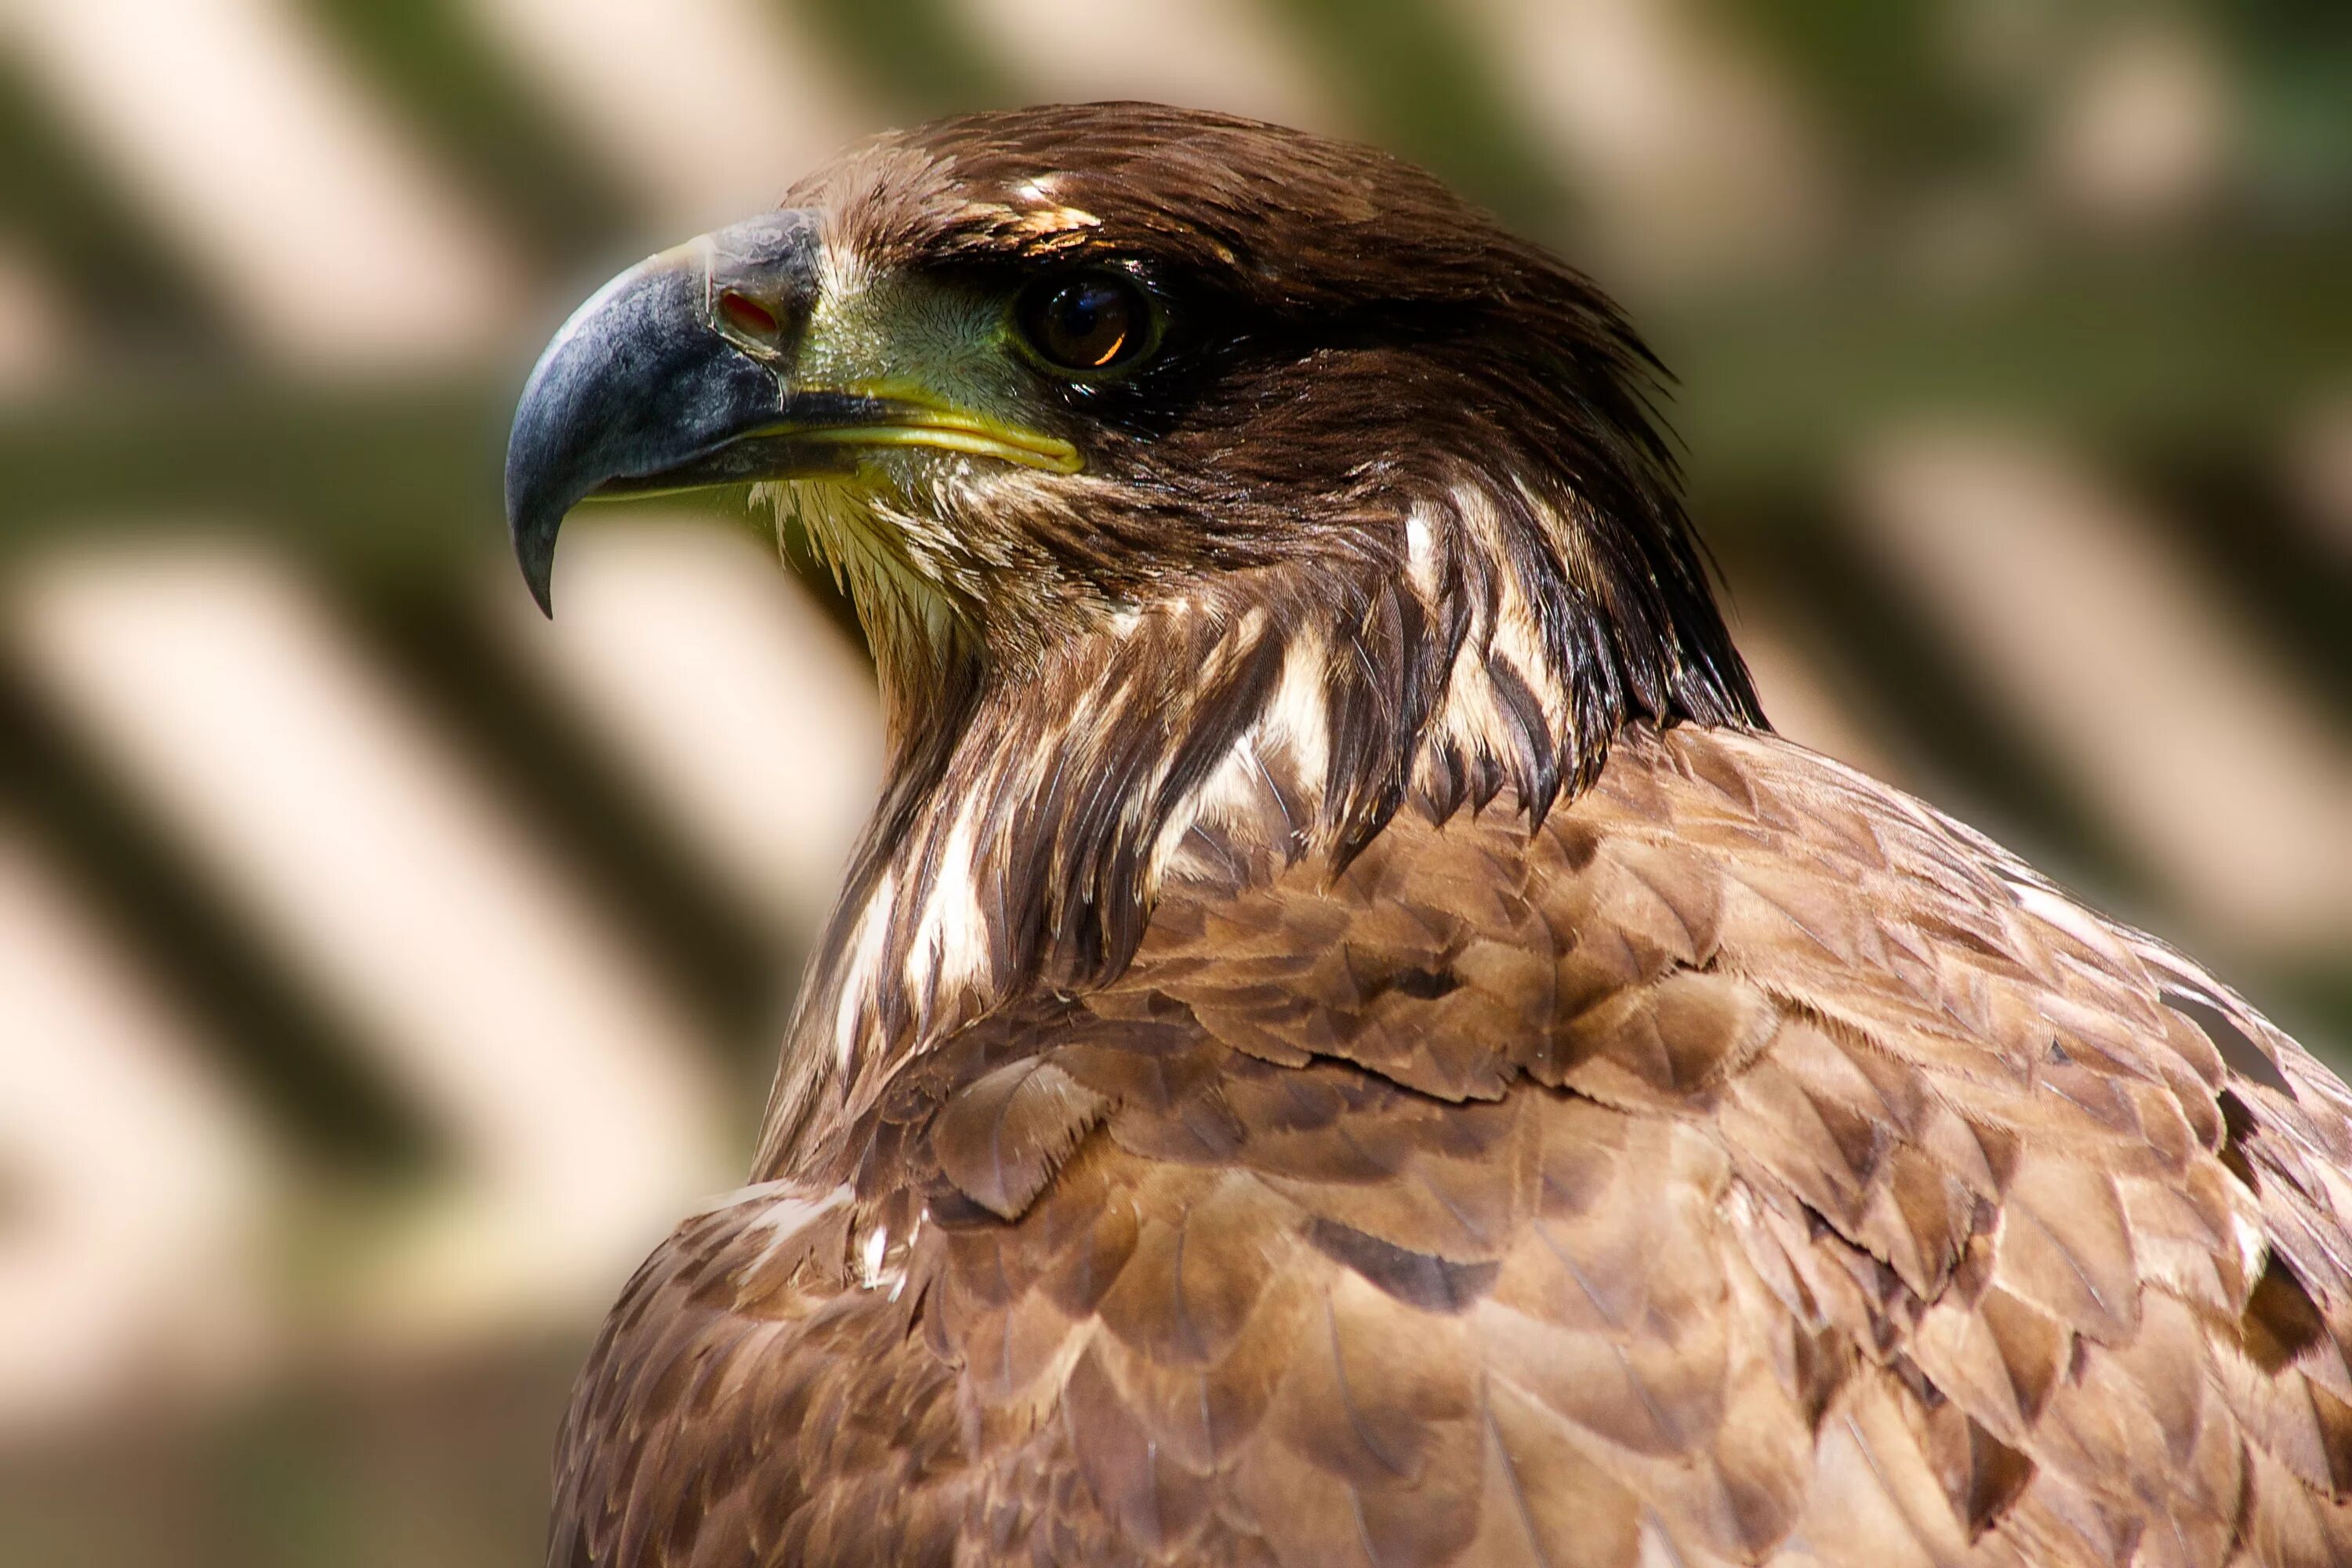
left=795, top=274, right=1051, bottom=434
left=741, top=264, right=1171, bottom=660
left=751, top=272, right=1081, bottom=626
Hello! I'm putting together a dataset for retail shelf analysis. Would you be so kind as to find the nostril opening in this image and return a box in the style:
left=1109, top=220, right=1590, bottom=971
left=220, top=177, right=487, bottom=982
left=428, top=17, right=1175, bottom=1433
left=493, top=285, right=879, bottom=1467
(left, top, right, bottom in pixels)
left=717, top=289, right=783, bottom=345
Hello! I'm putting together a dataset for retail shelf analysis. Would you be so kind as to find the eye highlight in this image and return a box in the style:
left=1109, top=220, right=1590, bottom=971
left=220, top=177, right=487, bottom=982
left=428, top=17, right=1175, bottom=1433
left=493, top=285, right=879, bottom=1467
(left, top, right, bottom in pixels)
left=1014, top=270, right=1156, bottom=376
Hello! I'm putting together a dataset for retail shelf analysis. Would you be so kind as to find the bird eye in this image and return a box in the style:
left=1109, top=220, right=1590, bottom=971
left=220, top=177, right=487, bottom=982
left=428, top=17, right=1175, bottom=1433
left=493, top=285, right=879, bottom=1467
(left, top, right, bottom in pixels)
left=1015, top=270, right=1155, bottom=376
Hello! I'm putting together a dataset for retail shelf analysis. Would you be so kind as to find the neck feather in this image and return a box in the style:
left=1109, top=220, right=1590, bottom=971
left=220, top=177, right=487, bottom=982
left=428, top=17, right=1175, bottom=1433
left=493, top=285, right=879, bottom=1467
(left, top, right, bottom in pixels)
left=753, top=470, right=1760, bottom=1175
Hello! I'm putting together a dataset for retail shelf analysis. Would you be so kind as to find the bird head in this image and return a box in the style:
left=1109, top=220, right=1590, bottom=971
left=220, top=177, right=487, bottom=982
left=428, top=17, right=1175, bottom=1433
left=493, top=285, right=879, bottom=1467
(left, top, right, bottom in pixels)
left=509, top=104, right=1769, bottom=1156
left=508, top=105, right=1755, bottom=768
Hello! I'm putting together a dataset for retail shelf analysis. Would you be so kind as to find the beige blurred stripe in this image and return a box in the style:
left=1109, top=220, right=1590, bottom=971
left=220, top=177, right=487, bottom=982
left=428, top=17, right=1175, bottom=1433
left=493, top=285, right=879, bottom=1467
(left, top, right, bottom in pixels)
left=0, top=832, right=274, bottom=1431
left=470, top=0, right=858, bottom=230
left=1855, top=430, right=2352, bottom=952
left=954, top=0, right=1339, bottom=132
left=1455, top=0, right=1821, bottom=270
left=7, top=0, right=521, bottom=365
left=2288, top=400, right=2352, bottom=562
left=9, top=543, right=728, bottom=1321
left=2043, top=15, right=2230, bottom=227
left=499, top=518, right=881, bottom=938
left=0, top=245, right=71, bottom=398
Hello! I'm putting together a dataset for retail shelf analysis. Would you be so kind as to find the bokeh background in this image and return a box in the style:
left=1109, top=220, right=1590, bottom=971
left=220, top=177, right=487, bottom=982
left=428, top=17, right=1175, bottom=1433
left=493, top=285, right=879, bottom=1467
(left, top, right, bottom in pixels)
left=2, top=2, right=2347, bottom=1563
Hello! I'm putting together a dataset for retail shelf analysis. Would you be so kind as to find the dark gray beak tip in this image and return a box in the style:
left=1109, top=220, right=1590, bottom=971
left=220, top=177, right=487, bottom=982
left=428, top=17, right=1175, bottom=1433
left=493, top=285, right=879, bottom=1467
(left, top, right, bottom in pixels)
left=505, top=343, right=579, bottom=619
left=513, top=511, right=558, bottom=619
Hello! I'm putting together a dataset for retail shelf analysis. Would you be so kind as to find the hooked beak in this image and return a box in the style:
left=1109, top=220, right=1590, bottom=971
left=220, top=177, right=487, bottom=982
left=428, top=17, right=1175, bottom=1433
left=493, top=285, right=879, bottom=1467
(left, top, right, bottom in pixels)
left=503, top=208, right=1078, bottom=615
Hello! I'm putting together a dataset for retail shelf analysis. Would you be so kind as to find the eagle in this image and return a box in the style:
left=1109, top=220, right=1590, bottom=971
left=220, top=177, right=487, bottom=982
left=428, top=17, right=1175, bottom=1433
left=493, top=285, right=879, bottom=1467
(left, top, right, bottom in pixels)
left=504, top=105, right=2352, bottom=1567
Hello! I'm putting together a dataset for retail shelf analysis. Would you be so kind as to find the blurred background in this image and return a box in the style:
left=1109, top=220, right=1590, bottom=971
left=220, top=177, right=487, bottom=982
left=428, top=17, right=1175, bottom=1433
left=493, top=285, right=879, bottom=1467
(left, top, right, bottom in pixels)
left=0, top=1, right=2346, bottom=1562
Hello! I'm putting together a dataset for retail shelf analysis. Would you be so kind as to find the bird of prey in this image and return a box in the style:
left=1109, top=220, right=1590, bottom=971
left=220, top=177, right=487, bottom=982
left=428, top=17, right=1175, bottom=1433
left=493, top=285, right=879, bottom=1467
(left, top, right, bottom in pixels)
left=505, top=105, right=2352, bottom=1568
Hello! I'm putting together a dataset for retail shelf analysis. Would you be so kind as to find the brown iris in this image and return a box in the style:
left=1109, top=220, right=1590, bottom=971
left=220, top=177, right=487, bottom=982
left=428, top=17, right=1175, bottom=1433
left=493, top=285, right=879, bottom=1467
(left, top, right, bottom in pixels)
left=1017, top=271, right=1152, bottom=374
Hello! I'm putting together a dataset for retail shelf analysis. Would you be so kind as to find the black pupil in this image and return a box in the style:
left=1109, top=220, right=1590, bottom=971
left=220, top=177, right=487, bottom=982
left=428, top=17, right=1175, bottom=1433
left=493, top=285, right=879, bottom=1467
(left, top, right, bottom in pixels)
left=1036, top=278, right=1137, bottom=369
